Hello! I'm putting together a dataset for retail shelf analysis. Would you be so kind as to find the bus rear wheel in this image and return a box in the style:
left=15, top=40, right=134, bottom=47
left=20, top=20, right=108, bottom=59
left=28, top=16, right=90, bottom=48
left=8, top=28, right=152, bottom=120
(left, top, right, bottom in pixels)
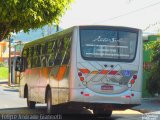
left=46, top=89, right=52, bottom=114
left=93, top=108, right=112, bottom=117
left=27, top=92, right=36, bottom=109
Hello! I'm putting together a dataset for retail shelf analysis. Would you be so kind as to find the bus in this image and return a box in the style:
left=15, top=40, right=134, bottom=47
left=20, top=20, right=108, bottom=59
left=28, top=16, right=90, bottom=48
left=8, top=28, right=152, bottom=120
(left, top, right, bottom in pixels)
left=15, top=25, right=143, bottom=116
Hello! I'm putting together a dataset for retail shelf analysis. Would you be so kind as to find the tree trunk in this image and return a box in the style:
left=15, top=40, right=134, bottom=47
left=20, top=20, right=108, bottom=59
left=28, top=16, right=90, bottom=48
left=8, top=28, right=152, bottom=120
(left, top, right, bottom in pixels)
left=0, top=27, right=9, bottom=42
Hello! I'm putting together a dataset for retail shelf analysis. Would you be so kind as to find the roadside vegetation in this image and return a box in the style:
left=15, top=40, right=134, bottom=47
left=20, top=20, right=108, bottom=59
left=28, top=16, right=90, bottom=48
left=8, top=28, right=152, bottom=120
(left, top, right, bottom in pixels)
left=145, top=40, right=160, bottom=96
left=0, top=0, right=73, bottom=41
left=0, top=67, right=8, bottom=79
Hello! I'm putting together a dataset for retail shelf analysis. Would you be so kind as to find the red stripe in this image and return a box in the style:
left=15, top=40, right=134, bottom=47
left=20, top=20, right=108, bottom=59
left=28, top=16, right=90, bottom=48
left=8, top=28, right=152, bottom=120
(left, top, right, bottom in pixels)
left=79, top=68, right=119, bottom=75
left=109, top=70, right=118, bottom=75
left=79, top=68, right=90, bottom=74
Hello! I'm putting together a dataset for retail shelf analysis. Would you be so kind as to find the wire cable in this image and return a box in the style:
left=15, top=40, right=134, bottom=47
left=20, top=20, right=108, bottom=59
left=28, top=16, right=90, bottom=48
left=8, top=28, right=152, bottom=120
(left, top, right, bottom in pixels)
left=92, top=1, right=160, bottom=24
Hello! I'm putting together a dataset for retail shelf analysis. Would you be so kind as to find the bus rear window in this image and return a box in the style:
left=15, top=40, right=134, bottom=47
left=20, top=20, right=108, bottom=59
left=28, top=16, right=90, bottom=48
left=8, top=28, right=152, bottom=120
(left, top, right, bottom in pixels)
left=80, top=29, right=138, bottom=62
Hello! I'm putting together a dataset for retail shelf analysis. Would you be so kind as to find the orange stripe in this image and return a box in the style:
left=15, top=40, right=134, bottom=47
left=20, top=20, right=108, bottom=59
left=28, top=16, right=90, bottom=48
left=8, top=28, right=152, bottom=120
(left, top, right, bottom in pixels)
left=79, top=68, right=90, bottom=74
left=56, top=65, right=67, bottom=80
left=91, top=71, right=99, bottom=74
left=79, top=69, right=118, bottom=75
left=100, top=70, right=108, bottom=74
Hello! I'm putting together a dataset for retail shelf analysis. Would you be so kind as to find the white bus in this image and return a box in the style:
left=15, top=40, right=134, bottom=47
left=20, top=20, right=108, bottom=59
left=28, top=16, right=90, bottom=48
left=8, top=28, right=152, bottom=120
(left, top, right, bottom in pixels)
left=15, top=25, right=143, bottom=116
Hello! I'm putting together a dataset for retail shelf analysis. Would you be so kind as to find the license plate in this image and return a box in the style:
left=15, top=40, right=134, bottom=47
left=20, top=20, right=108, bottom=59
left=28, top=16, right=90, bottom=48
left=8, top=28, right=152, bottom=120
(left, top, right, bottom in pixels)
left=101, top=85, right=113, bottom=90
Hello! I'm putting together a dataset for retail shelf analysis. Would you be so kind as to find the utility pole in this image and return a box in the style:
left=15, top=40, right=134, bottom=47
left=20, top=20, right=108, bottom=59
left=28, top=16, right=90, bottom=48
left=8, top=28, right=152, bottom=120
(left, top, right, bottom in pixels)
left=8, top=36, right=11, bottom=86
left=56, top=25, right=59, bottom=32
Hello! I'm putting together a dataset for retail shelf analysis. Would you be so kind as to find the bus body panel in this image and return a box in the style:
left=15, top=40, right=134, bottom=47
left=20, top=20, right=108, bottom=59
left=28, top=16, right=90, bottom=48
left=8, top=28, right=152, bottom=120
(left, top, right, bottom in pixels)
left=70, top=26, right=142, bottom=107
left=20, top=27, right=74, bottom=105
left=130, top=30, right=143, bottom=104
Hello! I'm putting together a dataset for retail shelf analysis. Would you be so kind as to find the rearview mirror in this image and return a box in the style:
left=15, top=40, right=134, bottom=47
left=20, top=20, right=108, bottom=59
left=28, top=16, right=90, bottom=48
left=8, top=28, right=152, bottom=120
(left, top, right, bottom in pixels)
left=15, top=56, right=25, bottom=72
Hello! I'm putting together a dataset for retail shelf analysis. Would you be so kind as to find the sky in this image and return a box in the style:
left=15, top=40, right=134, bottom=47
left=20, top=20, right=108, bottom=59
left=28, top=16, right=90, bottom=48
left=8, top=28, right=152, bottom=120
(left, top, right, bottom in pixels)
left=59, top=0, right=160, bottom=34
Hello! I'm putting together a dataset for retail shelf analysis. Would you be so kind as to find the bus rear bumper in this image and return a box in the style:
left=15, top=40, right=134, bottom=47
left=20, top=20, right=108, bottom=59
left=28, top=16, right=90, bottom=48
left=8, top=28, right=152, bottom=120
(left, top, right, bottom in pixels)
left=67, top=101, right=140, bottom=110
left=70, top=88, right=141, bottom=107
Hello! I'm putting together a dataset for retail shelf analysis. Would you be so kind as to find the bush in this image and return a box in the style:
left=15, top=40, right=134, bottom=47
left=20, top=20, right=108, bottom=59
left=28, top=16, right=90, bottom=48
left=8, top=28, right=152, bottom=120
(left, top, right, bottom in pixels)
left=146, top=41, right=160, bottom=96
left=0, top=62, right=5, bottom=67
left=0, top=67, right=8, bottom=79
left=147, top=65, right=160, bottom=96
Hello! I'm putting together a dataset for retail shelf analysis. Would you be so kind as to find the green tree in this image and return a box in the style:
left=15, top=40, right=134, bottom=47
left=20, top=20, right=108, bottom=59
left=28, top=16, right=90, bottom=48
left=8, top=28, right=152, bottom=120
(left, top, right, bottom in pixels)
left=0, top=0, right=73, bottom=41
left=145, top=40, right=160, bottom=96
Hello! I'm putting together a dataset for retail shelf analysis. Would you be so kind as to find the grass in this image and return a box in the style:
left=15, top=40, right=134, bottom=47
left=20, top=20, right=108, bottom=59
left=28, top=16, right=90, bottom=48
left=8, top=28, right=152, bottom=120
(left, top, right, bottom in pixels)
left=0, top=67, right=8, bottom=79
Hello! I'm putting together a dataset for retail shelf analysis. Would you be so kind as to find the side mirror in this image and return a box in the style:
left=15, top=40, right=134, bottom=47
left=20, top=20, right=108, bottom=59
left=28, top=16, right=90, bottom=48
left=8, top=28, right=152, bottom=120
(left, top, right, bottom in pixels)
left=15, top=56, right=25, bottom=72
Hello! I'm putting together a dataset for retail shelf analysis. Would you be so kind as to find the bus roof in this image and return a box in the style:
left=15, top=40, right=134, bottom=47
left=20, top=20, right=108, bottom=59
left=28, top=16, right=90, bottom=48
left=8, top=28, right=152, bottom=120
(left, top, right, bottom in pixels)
left=24, top=26, right=75, bottom=48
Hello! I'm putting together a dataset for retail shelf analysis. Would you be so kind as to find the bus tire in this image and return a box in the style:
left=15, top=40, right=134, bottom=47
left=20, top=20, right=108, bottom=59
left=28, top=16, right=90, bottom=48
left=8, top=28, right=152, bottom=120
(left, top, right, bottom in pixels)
left=46, top=89, right=52, bottom=114
left=93, top=108, right=112, bottom=117
left=26, top=90, right=36, bottom=109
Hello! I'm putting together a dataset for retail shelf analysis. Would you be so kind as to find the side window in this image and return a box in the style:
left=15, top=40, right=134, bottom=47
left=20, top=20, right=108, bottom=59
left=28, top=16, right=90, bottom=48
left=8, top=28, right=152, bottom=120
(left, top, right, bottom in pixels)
left=25, top=48, right=29, bottom=68
left=30, top=47, right=34, bottom=68
left=27, top=47, right=33, bottom=68
left=45, top=43, right=48, bottom=54
left=62, top=36, right=71, bottom=65
left=22, top=48, right=28, bottom=69
left=40, top=43, right=47, bottom=67
left=36, top=45, right=41, bottom=55
left=23, top=35, right=72, bottom=68
left=26, top=48, right=29, bottom=57
left=22, top=49, right=27, bottom=57
left=59, top=40, right=65, bottom=63
left=37, top=45, right=41, bottom=67
left=53, top=35, right=72, bottom=66
left=32, top=45, right=41, bottom=68
left=48, top=41, right=54, bottom=54
left=47, top=41, right=55, bottom=66
left=42, top=43, right=46, bottom=55
left=54, top=40, right=58, bottom=52
left=54, top=39, right=63, bottom=65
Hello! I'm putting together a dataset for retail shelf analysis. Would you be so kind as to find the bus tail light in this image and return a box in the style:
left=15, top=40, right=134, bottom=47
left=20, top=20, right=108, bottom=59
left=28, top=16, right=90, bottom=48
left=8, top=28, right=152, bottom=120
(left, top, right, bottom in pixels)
left=80, top=77, right=84, bottom=81
left=130, top=79, right=135, bottom=84
left=122, top=95, right=131, bottom=99
left=131, top=93, right=134, bottom=97
left=84, top=93, right=90, bottom=96
left=78, top=72, right=82, bottom=76
left=80, top=92, right=90, bottom=96
left=130, top=74, right=137, bottom=85
left=125, top=95, right=131, bottom=99
left=133, top=75, right=137, bottom=79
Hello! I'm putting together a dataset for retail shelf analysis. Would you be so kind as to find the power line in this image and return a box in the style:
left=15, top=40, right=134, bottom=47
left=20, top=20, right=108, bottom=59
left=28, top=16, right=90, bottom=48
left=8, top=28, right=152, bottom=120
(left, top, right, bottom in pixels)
left=143, top=21, right=160, bottom=31
left=92, top=1, right=160, bottom=24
